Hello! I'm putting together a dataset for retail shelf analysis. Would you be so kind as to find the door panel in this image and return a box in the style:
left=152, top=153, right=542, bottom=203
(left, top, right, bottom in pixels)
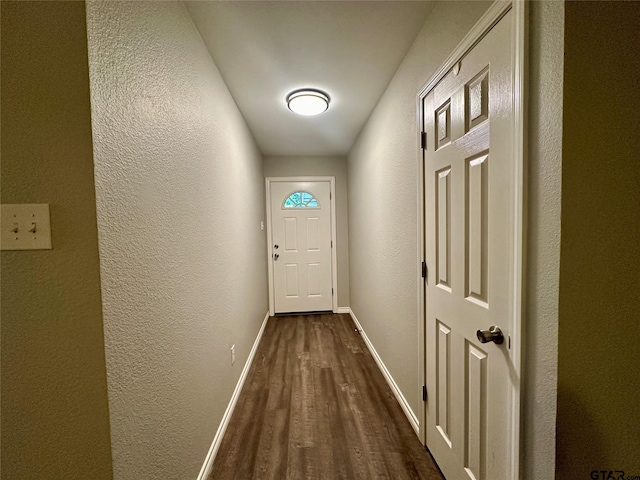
left=424, top=10, right=516, bottom=480
left=284, top=218, right=298, bottom=251
left=436, top=167, right=452, bottom=290
left=465, top=153, right=488, bottom=305
left=285, top=264, right=299, bottom=297
left=436, top=320, right=452, bottom=446
left=306, top=217, right=320, bottom=250
left=307, top=263, right=321, bottom=296
left=465, top=342, right=487, bottom=480
left=270, top=181, right=333, bottom=313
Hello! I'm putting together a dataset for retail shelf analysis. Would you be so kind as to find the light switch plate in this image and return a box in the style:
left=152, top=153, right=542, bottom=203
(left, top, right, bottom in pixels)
left=1, top=204, right=52, bottom=250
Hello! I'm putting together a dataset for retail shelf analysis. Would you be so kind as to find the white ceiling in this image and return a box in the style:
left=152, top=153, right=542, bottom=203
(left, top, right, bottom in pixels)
left=185, top=1, right=434, bottom=156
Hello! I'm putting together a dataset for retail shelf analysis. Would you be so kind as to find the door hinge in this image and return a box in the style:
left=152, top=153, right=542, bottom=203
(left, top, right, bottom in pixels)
left=422, top=385, right=427, bottom=402
left=332, top=288, right=334, bottom=296
left=421, top=261, right=428, bottom=280
left=330, top=191, right=332, bottom=200
left=331, top=240, right=333, bottom=248
left=421, top=131, right=427, bottom=149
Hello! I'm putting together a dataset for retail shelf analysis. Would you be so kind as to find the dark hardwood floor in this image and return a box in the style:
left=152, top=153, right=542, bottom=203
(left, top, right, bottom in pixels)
left=209, top=313, right=444, bottom=480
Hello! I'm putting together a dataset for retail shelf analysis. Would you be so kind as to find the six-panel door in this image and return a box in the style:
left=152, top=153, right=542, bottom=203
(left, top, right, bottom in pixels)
left=424, top=10, right=516, bottom=480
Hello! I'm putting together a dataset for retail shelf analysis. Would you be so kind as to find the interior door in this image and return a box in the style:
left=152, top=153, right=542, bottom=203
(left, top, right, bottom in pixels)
left=424, top=9, right=518, bottom=480
left=269, top=180, right=333, bottom=313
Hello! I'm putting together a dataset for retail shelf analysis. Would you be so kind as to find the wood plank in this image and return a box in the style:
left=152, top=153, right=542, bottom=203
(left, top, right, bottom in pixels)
left=209, top=313, right=444, bottom=480
left=252, top=408, right=289, bottom=480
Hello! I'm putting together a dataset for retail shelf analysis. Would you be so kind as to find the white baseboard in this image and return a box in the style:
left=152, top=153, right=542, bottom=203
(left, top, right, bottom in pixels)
left=336, top=307, right=351, bottom=314
left=197, top=311, right=270, bottom=480
left=348, top=308, right=419, bottom=435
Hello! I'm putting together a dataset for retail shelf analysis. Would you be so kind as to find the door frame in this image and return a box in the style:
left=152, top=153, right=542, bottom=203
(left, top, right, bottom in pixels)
left=416, top=1, right=527, bottom=477
left=265, top=176, right=338, bottom=316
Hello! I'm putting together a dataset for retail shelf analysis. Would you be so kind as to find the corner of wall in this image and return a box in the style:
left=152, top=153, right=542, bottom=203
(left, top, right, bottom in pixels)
left=522, top=1, right=564, bottom=478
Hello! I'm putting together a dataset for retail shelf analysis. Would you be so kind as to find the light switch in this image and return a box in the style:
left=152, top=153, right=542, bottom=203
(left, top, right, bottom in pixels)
left=1, top=204, right=52, bottom=250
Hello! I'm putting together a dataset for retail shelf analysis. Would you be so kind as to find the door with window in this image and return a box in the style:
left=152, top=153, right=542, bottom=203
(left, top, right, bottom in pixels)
left=267, top=179, right=334, bottom=314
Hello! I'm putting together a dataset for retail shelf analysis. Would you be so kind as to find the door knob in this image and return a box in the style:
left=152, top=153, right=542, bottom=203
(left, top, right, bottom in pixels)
left=273, top=253, right=279, bottom=260
left=476, top=326, right=504, bottom=345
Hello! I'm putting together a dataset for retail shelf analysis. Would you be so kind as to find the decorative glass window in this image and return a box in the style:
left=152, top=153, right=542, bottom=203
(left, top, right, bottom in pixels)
left=283, top=191, right=319, bottom=209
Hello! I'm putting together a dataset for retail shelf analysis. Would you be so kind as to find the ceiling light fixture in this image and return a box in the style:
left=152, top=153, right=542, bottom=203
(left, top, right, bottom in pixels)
left=286, top=89, right=330, bottom=116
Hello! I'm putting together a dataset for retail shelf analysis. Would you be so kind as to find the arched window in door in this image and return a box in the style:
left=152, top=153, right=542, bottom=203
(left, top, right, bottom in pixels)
left=282, top=191, right=319, bottom=209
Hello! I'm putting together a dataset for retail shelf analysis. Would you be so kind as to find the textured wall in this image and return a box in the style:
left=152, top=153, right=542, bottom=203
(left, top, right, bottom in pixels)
left=0, top=2, right=113, bottom=478
left=522, top=2, right=564, bottom=478
left=556, top=2, right=640, bottom=476
left=264, top=156, right=350, bottom=308
left=348, top=0, right=492, bottom=427
left=85, top=2, right=267, bottom=478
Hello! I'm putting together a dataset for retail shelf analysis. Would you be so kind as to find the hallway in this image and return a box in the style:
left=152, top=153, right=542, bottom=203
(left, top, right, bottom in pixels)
left=5, top=1, right=639, bottom=478
left=210, top=314, right=443, bottom=480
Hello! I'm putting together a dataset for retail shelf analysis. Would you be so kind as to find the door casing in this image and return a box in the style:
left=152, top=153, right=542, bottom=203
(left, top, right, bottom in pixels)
left=265, top=176, right=338, bottom=316
left=416, top=1, right=527, bottom=477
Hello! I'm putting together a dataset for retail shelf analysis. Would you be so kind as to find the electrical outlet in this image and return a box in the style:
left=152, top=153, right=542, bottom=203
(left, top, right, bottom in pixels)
left=230, top=344, right=236, bottom=365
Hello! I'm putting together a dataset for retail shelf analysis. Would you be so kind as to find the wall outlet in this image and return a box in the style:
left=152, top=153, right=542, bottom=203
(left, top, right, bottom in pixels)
left=230, top=344, right=236, bottom=365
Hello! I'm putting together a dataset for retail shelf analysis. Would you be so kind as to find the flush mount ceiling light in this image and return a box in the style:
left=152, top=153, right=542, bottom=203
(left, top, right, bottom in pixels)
left=286, top=89, right=330, bottom=116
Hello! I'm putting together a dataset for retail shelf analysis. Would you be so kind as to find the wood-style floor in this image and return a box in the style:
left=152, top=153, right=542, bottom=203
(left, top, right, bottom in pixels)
left=209, top=313, right=444, bottom=480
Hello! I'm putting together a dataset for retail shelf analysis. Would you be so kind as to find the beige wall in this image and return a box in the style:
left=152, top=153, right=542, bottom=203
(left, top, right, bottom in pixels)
left=85, top=2, right=267, bottom=478
left=0, top=2, right=113, bottom=478
left=264, top=156, right=349, bottom=308
left=348, top=0, right=492, bottom=431
left=556, top=2, right=640, bottom=476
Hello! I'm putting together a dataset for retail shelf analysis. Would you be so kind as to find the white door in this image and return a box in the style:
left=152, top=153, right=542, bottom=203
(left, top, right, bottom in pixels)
left=423, top=8, right=521, bottom=480
left=268, top=180, right=333, bottom=313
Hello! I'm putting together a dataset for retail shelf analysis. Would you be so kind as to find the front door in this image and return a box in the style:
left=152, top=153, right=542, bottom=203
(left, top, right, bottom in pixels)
left=423, top=7, right=521, bottom=480
left=268, top=180, right=333, bottom=314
